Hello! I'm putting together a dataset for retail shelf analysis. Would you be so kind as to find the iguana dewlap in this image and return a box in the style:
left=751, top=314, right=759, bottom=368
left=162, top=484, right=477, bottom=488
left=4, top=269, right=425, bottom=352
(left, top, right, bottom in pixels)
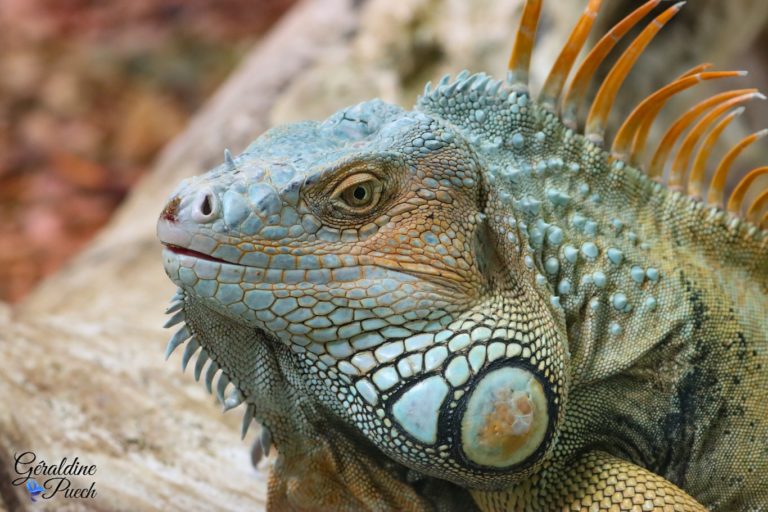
left=157, top=0, right=768, bottom=510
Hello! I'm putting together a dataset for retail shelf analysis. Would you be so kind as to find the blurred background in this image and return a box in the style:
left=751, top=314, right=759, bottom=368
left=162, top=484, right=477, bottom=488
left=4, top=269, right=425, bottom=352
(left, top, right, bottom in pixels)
left=0, top=0, right=295, bottom=302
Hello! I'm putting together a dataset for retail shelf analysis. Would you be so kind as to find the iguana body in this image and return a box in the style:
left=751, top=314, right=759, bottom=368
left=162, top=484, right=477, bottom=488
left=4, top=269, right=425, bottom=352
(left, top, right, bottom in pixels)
left=157, top=1, right=768, bottom=510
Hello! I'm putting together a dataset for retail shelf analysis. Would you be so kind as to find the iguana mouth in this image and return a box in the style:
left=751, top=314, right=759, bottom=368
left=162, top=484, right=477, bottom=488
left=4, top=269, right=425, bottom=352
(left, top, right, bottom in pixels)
left=163, top=244, right=234, bottom=265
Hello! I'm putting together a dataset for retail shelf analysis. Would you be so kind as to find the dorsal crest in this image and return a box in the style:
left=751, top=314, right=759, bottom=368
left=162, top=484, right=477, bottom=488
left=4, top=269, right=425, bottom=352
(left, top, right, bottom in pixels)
left=418, top=0, right=768, bottom=236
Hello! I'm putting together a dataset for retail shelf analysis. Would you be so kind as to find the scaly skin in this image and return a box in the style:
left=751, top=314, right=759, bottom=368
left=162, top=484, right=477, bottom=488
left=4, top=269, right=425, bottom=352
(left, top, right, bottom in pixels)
left=157, top=27, right=767, bottom=512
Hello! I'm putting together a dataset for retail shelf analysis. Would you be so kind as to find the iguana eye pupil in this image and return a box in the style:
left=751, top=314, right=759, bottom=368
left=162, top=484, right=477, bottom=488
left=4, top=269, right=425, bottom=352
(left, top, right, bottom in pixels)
left=353, top=185, right=367, bottom=201
left=344, top=182, right=371, bottom=206
left=331, top=172, right=382, bottom=212
left=339, top=179, right=378, bottom=209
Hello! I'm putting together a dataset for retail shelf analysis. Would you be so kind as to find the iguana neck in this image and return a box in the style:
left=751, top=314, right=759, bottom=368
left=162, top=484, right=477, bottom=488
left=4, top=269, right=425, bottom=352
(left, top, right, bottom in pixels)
left=467, top=102, right=764, bottom=390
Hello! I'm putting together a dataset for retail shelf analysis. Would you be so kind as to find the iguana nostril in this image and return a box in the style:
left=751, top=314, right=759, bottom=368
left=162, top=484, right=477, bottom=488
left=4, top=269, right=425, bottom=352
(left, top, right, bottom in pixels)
left=201, top=195, right=213, bottom=216
left=192, top=189, right=218, bottom=223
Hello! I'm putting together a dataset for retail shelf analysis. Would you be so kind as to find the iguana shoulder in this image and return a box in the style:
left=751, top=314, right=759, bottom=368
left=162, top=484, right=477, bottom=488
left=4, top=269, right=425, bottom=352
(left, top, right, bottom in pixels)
left=417, top=65, right=767, bottom=508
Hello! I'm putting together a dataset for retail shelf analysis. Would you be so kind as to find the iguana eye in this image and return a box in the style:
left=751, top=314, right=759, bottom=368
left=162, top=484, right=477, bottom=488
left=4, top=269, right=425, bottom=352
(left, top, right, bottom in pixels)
left=333, top=173, right=382, bottom=211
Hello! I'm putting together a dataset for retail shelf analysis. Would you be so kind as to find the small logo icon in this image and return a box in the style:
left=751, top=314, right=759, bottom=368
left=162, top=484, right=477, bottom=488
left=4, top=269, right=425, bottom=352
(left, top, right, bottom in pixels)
left=26, top=479, right=44, bottom=502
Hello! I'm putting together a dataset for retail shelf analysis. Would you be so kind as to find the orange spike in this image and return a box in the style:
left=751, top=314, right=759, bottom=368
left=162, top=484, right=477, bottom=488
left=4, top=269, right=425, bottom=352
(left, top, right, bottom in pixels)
left=631, top=89, right=755, bottom=170
left=508, top=0, right=543, bottom=92
left=630, top=89, right=757, bottom=168
left=671, top=91, right=752, bottom=190
left=647, top=89, right=758, bottom=179
left=707, top=129, right=768, bottom=207
left=585, top=2, right=684, bottom=145
left=689, top=94, right=766, bottom=196
left=676, top=63, right=714, bottom=79
left=728, top=167, right=768, bottom=214
left=686, top=107, right=747, bottom=198
left=611, top=70, right=745, bottom=161
left=560, top=0, right=661, bottom=129
left=539, top=0, right=603, bottom=111
left=747, top=189, right=768, bottom=225
left=628, top=109, right=662, bottom=168
left=623, top=64, right=709, bottom=167
left=623, top=64, right=715, bottom=167
left=761, top=211, right=768, bottom=229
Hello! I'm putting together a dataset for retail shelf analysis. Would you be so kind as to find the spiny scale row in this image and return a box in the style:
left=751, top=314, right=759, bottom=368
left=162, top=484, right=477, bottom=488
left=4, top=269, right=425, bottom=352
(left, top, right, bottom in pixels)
left=163, top=291, right=270, bottom=454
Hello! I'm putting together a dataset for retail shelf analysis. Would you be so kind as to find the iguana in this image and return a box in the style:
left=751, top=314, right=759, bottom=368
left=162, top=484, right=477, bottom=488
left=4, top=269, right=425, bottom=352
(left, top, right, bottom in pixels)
left=156, top=0, right=768, bottom=510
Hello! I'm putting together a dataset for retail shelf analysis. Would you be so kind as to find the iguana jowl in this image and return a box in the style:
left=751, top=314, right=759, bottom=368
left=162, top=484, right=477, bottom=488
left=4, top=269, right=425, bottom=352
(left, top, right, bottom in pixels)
left=157, top=0, right=768, bottom=510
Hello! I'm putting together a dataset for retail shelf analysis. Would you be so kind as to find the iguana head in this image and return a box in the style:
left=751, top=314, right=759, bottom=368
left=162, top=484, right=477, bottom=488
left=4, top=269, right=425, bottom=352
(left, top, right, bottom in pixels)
left=159, top=99, right=490, bottom=328
left=158, top=94, right=567, bottom=489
